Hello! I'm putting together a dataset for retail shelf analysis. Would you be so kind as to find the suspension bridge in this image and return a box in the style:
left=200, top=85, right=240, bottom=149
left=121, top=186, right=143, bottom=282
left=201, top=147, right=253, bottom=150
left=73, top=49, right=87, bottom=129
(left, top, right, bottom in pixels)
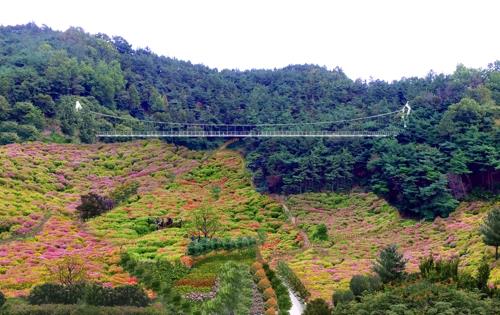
left=85, top=103, right=411, bottom=139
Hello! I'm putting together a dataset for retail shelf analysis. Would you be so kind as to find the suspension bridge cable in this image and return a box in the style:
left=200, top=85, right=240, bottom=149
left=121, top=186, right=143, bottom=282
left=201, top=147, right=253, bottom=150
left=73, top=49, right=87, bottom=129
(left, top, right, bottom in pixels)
left=88, top=108, right=403, bottom=128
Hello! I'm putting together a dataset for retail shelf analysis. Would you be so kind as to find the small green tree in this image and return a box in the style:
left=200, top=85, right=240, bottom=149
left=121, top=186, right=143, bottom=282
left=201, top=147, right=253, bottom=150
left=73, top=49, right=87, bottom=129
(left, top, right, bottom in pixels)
left=476, top=257, right=490, bottom=293
left=110, top=181, right=140, bottom=204
left=480, top=208, right=500, bottom=260
left=0, top=95, right=10, bottom=120
left=350, top=275, right=370, bottom=297
left=349, top=274, right=382, bottom=297
left=332, top=289, right=354, bottom=306
left=372, top=244, right=407, bottom=283
left=0, top=132, right=20, bottom=145
left=304, top=298, right=331, bottom=315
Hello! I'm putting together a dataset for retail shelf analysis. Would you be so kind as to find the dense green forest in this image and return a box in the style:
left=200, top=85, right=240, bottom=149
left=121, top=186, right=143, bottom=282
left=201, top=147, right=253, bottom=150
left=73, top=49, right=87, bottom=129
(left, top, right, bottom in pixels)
left=0, top=23, right=498, bottom=219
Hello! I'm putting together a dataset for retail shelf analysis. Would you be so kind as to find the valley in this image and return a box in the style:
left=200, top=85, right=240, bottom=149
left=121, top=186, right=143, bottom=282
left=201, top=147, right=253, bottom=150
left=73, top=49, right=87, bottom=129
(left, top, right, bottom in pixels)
left=0, top=140, right=498, bottom=313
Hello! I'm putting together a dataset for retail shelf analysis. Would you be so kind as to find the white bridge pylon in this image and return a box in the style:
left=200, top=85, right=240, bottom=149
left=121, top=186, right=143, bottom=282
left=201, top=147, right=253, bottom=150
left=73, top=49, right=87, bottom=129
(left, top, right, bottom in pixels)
left=90, top=103, right=411, bottom=139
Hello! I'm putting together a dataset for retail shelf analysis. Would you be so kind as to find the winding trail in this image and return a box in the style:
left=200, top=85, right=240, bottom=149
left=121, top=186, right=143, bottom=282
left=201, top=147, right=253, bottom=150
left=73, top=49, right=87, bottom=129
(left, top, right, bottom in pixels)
left=0, top=210, right=52, bottom=245
left=272, top=195, right=311, bottom=249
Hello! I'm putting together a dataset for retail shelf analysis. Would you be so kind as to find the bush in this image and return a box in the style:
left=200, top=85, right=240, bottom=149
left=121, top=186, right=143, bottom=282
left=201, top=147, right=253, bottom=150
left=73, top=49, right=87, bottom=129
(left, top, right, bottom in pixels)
left=419, top=255, right=460, bottom=283
left=457, top=272, right=477, bottom=291
left=434, top=258, right=459, bottom=281
left=258, top=278, right=272, bottom=291
left=265, top=307, right=277, bottom=315
left=372, top=244, right=407, bottom=283
left=83, top=284, right=111, bottom=306
left=28, top=283, right=149, bottom=307
left=304, top=298, right=331, bottom=315
left=15, top=124, right=39, bottom=141
left=116, top=285, right=148, bottom=307
left=331, top=280, right=494, bottom=315
left=476, top=257, right=490, bottom=293
left=349, top=274, right=382, bottom=297
left=262, top=262, right=292, bottom=313
left=28, top=283, right=85, bottom=305
left=366, top=274, right=382, bottom=292
left=263, top=287, right=277, bottom=300
left=132, top=218, right=156, bottom=236
left=311, top=223, right=328, bottom=241
left=4, top=304, right=164, bottom=315
left=121, top=253, right=188, bottom=290
left=0, top=290, right=5, bottom=308
left=419, top=255, right=434, bottom=278
left=84, top=284, right=150, bottom=307
left=76, top=193, right=115, bottom=220
left=349, top=275, right=369, bottom=297
left=251, top=261, right=263, bottom=273
left=255, top=268, right=267, bottom=280
left=265, top=297, right=278, bottom=309
left=332, top=289, right=354, bottom=306
left=110, top=181, right=140, bottom=204
left=88, top=284, right=149, bottom=307
left=187, top=236, right=256, bottom=256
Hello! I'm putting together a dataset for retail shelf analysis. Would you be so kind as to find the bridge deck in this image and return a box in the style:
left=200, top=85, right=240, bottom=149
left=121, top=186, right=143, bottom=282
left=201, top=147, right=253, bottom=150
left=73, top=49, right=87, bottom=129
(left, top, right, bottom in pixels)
left=96, top=130, right=396, bottom=138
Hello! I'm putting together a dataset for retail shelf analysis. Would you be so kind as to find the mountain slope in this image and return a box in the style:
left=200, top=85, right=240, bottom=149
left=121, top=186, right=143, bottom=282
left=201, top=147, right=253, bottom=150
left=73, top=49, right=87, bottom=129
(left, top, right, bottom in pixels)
left=0, top=140, right=299, bottom=297
left=277, top=193, right=500, bottom=301
left=0, top=141, right=497, bottom=303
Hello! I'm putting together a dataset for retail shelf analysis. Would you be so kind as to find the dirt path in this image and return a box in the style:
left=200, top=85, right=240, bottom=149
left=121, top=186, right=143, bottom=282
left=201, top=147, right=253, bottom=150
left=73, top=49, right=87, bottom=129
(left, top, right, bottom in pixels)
left=219, top=138, right=239, bottom=150
left=272, top=195, right=311, bottom=249
left=0, top=211, right=52, bottom=245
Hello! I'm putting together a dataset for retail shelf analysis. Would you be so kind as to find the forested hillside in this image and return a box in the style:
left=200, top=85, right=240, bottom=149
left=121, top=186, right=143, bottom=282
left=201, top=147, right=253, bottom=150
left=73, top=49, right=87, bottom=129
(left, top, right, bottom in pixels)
left=0, top=23, right=498, bottom=218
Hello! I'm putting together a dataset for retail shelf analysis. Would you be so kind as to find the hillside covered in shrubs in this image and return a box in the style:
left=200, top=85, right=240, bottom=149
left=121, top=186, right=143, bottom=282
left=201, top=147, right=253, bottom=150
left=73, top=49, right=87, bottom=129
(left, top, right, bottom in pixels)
left=0, top=140, right=498, bottom=314
left=0, top=23, right=498, bottom=219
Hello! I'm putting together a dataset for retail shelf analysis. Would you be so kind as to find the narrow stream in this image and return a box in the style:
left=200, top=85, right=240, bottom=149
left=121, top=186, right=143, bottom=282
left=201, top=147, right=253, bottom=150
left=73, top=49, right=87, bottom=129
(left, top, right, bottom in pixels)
left=287, top=285, right=305, bottom=315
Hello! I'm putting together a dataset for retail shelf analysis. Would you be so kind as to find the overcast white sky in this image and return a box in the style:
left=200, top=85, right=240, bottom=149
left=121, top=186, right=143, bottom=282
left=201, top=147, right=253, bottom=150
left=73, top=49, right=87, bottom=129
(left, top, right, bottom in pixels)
left=1, top=0, right=499, bottom=81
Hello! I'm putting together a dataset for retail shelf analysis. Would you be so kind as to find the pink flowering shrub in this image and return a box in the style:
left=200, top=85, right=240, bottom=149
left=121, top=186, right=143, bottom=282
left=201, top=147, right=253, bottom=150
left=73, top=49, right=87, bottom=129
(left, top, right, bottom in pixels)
left=281, top=193, right=500, bottom=302
left=0, top=140, right=298, bottom=298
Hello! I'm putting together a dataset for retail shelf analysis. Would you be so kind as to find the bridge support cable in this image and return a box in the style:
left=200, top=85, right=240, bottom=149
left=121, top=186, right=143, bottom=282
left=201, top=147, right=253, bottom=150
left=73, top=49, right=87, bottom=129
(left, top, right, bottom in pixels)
left=84, top=103, right=410, bottom=138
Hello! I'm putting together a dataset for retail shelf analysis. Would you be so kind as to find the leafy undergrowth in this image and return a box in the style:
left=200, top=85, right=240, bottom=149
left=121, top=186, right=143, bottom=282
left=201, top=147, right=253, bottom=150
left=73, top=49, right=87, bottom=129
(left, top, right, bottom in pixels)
left=87, top=146, right=299, bottom=262
left=0, top=140, right=299, bottom=298
left=174, top=249, right=255, bottom=295
left=3, top=139, right=495, bottom=308
left=278, top=192, right=500, bottom=302
left=0, top=140, right=204, bottom=296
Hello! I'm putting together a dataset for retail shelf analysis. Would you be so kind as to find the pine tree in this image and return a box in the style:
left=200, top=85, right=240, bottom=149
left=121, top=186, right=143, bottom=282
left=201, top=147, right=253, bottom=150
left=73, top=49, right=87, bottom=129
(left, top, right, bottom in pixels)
left=372, top=244, right=407, bottom=283
left=480, top=208, right=500, bottom=260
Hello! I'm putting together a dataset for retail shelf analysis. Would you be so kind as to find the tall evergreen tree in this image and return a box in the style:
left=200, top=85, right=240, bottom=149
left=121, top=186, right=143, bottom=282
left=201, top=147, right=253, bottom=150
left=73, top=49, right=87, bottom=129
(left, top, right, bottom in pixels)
left=480, top=208, right=500, bottom=260
left=372, top=244, right=407, bottom=283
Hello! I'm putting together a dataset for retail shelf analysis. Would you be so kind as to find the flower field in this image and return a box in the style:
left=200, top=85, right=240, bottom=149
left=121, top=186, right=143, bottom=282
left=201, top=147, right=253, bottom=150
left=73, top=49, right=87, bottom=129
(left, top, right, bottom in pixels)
left=0, top=140, right=299, bottom=298
left=279, top=192, right=500, bottom=301
left=86, top=146, right=300, bottom=263
left=1, top=140, right=497, bottom=307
